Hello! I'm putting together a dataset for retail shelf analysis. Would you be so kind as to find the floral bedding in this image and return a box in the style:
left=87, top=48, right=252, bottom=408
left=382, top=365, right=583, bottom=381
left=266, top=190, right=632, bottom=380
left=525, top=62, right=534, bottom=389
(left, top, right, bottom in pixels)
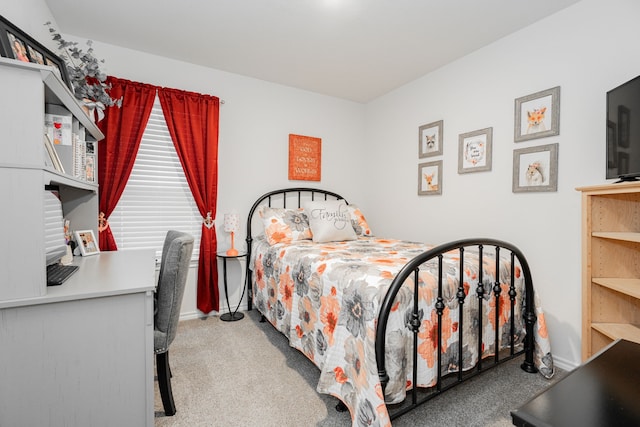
left=250, top=236, right=553, bottom=427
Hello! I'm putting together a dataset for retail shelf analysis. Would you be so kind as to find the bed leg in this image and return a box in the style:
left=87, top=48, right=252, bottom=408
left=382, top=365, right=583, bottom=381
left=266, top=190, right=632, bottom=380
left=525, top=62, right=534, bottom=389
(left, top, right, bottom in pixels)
left=335, top=400, right=348, bottom=412
left=520, top=310, right=538, bottom=373
left=260, top=315, right=266, bottom=323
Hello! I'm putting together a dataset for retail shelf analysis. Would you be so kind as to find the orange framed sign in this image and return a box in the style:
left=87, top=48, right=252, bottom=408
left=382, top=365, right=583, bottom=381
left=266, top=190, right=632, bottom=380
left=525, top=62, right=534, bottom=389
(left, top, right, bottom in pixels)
left=288, top=134, right=321, bottom=181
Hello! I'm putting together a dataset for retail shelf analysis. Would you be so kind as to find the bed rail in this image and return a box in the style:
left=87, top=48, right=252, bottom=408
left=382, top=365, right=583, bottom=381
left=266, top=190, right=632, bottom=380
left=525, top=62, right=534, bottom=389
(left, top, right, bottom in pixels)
left=375, top=238, right=538, bottom=420
left=245, top=188, right=346, bottom=311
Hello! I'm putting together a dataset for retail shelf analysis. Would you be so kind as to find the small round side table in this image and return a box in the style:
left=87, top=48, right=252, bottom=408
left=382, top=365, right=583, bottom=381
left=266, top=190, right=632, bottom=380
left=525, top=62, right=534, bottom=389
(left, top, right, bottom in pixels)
left=217, top=251, right=247, bottom=322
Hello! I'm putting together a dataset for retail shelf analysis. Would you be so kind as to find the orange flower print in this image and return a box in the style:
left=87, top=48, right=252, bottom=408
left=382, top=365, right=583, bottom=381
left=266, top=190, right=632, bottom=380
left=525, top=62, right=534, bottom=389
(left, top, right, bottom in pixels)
left=265, top=221, right=292, bottom=244
left=537, top=312, right=549, bottom=339
left=279, top=272, right=294, bottom=312
left=488, top=284, right=510, bottom=329
left=417, top=272, right=436, bottom=303
left=317, top=263, right=327, bottom=275
left=334, top=366, right=348, bottom=384
left=417, top=307, right=452, bottom=367
left=254, top=258, right=265, bottom=290
left=298, top=296, right=317, bottom=334
left=320, top=292, right=340, bottom=346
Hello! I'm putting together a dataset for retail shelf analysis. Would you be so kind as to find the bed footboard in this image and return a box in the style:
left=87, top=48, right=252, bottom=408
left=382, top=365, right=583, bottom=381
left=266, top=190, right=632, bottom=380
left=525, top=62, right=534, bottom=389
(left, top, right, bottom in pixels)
left=376, top=238, right=537, bottom=420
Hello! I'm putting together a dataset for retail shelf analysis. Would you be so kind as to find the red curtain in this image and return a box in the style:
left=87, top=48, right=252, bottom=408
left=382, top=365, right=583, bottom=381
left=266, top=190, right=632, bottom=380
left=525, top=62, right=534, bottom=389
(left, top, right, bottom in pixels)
left=158, top=87, right=220, bottom=314
left=97, top=77, right=156, bottom=250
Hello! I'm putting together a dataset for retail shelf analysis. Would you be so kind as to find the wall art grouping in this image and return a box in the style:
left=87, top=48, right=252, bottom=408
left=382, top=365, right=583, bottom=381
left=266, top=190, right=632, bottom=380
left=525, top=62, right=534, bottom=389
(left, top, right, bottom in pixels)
left=417, top=85, right=560, bottom=195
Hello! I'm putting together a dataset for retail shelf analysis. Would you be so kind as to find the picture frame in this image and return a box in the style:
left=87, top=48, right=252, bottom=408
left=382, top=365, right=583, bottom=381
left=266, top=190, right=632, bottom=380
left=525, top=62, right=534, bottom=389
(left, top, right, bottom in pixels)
left=74, top=229, right=100, bottom=256
left=418, top=120, right=443, bottom=158
left=418, top=160, right=442, bottom=195
left=288, top=134, right=321, bottom=181
left=514, top=86, right=560, bottom=142
left=458, top=127, right=493, bottom=173
left=618, top=105, right=630, bottom=148
left=0, top=15, right=70, bottom=87
left=512, top=143, right=559, bottom=193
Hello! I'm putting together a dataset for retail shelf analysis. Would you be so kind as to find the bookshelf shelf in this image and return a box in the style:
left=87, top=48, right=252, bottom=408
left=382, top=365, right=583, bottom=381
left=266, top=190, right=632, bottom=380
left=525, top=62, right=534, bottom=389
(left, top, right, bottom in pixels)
left=0, top=59, right=103, bottom=301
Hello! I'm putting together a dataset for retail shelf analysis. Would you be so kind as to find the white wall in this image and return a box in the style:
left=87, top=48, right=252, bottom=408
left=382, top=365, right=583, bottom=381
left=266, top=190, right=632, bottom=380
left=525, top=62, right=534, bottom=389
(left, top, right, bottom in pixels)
left=4, top=0, right=640, bottom=369
left=1, top=1, right=368, bottom=320
left=364, top=0, right=640, bottom=369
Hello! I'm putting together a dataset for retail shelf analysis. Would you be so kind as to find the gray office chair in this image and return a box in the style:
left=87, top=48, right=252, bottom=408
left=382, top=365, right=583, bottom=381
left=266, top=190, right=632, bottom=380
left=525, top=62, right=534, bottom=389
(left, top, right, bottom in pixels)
left=154, top=230, right=194, bottom=416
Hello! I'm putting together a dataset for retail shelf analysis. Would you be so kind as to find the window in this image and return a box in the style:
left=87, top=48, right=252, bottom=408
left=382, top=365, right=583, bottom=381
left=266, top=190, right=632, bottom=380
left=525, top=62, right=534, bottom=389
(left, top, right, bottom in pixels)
left=108, top=95, right=202, bottom=260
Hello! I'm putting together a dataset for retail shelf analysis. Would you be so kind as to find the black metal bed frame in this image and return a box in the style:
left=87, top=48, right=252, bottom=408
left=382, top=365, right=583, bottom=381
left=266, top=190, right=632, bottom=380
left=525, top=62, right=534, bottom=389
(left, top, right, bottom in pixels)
left=245, top=188, right=538, bottom=422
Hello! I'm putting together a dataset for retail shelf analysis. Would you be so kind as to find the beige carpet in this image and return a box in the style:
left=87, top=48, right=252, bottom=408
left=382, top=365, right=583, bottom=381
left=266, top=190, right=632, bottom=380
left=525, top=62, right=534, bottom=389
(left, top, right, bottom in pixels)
left=154, top=311, right=564, bottom=426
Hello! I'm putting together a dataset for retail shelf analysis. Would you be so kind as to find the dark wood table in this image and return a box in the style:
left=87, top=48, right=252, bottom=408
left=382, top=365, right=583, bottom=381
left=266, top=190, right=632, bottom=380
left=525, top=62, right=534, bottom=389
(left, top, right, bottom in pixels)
left=511, top=339, right=640, bottom=427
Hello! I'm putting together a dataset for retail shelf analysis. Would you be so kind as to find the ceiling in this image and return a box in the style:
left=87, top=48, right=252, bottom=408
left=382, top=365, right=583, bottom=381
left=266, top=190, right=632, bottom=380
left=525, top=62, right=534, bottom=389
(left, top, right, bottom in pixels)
left=45, top=0, right=581, bottom=103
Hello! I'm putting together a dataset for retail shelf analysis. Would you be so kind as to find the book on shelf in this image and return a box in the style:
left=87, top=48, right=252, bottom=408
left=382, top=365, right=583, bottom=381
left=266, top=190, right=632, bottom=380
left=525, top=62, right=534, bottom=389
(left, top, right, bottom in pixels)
left=43, top=133, right=65, bottom=173
left=85, top=141, right=95, bottom=182
left=72, top=133, right=86, bottom=180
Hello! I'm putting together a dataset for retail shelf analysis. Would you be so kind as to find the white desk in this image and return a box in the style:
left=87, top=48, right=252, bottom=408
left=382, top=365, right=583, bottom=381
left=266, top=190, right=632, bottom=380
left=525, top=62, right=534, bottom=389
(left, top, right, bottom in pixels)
left=0, top=250, right=156, bottom=427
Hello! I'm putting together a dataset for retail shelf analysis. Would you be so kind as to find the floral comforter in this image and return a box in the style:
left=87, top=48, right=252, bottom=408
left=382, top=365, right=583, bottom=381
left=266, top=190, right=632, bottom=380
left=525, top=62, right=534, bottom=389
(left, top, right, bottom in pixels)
left=250, top=236, right=553, bottom=427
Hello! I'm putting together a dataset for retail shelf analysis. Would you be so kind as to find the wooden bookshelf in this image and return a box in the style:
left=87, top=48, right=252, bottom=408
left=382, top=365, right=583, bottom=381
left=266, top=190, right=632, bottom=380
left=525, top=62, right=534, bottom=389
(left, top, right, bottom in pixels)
left=578, top=182, right=640, bottom=360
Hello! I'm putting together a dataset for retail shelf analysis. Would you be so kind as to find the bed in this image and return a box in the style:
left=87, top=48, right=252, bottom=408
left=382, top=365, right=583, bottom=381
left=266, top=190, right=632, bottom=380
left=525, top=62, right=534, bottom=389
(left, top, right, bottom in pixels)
left=245, top=187, right=554, bottom=426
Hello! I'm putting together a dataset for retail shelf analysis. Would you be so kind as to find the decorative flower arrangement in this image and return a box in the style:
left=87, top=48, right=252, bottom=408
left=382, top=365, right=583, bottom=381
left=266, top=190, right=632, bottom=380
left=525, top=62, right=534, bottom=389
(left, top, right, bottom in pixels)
left=45, top=22, right=122, bottom=115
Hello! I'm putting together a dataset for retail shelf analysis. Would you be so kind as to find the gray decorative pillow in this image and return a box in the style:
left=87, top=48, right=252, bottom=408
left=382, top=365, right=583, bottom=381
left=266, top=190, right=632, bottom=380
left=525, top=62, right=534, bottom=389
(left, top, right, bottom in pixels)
left=304, top=200, right=357, bottom=243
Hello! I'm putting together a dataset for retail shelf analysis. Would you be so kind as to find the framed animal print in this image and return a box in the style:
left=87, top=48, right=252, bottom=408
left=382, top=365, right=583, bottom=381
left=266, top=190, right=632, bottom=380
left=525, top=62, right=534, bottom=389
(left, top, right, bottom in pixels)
left=512, top=143, right=558, bottom=193
left=418, top=120, right=443, bottom=158
left=418, top=160, right=442, bottom=195
left=514, top=86, right=560, bottom=142
left=458, top=127, right=492, bottom=173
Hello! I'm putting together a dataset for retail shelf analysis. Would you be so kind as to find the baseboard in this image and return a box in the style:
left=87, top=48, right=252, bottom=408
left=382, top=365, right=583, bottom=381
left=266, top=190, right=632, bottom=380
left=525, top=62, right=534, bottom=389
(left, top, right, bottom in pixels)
left=551, top=354, right=577, bottom=372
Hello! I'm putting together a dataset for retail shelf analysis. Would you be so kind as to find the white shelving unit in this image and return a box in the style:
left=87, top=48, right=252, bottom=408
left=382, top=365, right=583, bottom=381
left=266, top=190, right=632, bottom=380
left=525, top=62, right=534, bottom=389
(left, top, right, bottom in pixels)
left=0, top=58, right=102, bottom=301
left=0, top=59, right=155, bottom=426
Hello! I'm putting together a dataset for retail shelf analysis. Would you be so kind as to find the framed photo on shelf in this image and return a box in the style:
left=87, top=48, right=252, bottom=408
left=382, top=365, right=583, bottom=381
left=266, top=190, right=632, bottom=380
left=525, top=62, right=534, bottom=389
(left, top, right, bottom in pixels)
left=512, top=143, right=559, bottom=193
left=75, top=229, right=100, bottom=256
left=514, top=86, right=560, bottom=142
left=418, top=120, right=443, bottom=158
left=418, top=160, right=442, bottom=195
left=0, top=15, right=70, bottom=87
left=458, top=127, right=492, bottom=173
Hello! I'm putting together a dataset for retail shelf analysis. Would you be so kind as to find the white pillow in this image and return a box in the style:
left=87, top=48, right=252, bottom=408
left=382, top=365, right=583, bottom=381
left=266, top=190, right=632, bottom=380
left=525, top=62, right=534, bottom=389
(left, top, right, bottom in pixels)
left=304, top=200, right=357, bottom=243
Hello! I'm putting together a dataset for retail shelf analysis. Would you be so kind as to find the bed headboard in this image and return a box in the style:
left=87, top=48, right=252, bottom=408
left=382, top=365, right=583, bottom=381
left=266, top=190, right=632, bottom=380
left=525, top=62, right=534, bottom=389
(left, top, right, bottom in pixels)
left=244, top=187, right=347, bottom=310
left=246, top=187, right=347, bottom=242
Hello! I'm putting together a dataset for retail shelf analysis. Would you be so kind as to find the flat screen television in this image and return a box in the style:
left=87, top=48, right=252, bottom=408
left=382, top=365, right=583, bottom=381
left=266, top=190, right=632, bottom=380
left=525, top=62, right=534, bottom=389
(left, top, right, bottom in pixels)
left=606, top=74, right=640, bottom=181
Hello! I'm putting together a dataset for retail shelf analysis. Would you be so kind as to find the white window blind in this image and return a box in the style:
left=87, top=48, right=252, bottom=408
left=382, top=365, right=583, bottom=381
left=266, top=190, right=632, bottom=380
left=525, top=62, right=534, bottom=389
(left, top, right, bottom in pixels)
left=108, top=95, right=202, bottom=260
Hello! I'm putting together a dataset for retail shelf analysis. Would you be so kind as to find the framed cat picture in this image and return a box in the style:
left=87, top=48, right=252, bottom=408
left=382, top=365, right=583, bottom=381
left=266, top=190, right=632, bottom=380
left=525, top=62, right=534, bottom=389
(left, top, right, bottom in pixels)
left=418, top=120, right=443, bottom=158
left=418, top=160, right=442, bottom=195
left=512, top=143, right=558, bottom=193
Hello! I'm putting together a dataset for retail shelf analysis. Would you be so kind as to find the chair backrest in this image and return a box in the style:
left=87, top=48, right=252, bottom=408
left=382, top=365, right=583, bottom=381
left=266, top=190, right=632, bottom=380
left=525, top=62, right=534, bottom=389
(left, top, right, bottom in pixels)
left=154, top=230, right=194, bottom=353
